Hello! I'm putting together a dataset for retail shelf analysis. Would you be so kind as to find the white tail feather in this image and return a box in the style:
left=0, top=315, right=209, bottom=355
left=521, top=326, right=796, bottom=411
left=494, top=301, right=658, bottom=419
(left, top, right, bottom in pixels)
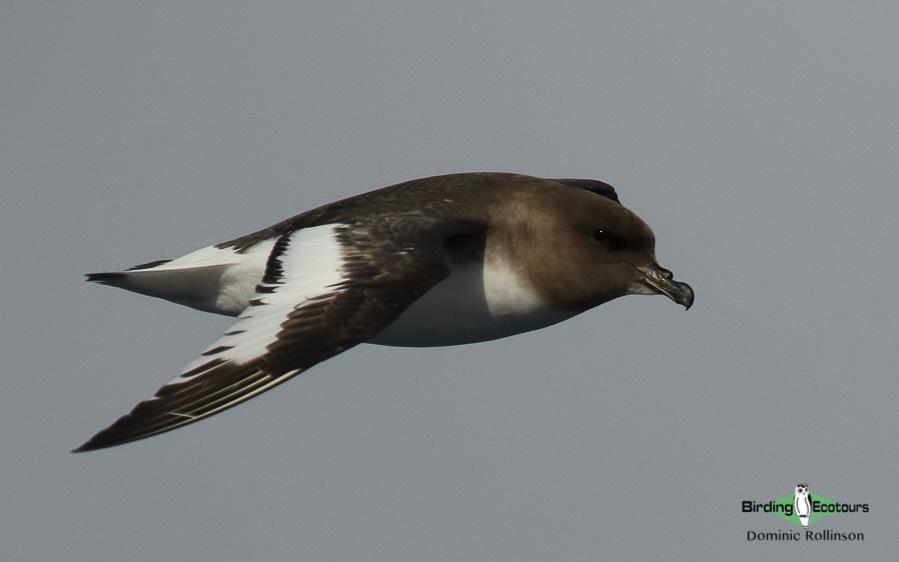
left=87, top=240, right=275, bottom=316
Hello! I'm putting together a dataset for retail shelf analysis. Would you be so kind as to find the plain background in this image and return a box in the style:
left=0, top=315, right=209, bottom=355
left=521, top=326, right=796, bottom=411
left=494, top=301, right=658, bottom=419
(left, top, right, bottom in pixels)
left=3, top=2, right=897, bottom=560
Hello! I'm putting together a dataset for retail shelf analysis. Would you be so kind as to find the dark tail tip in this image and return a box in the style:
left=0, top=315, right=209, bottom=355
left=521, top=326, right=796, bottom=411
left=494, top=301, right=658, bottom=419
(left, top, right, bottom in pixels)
left=85, top=272, right=122, bottom=284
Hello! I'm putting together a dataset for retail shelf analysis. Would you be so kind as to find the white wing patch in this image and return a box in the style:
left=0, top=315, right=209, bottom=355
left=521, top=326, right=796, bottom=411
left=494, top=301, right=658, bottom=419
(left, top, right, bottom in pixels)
left=76, top=215, right=468, bottom=451
left=175, top=224, right=347, bottom=379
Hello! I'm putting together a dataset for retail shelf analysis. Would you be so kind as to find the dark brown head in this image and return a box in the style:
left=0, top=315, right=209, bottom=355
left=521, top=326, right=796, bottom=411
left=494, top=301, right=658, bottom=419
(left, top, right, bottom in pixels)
left=498, top=178, right=694, bottom=312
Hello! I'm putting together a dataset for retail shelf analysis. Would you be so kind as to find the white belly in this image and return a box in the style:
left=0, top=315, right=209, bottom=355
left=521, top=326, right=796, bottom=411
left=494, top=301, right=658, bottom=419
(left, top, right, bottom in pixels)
left=368, top=257, right=577, bottom=347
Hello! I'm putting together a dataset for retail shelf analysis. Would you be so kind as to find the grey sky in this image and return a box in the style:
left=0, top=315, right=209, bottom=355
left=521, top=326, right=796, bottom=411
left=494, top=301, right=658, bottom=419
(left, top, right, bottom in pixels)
left=3, top=2, right=898, bottom=560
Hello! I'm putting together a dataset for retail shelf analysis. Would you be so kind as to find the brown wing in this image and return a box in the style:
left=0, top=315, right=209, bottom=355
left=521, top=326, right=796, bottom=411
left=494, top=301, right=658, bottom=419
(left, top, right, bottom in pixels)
left=75, top=217, right=482, bottom=452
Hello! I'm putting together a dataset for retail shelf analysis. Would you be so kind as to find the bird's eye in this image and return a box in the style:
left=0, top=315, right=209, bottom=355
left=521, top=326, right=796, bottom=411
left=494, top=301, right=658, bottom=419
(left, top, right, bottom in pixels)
left=592, top=228, right=610, bottom=242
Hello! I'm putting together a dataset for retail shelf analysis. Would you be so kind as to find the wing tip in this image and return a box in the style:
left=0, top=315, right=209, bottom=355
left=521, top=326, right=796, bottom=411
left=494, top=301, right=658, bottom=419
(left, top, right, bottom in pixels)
left=71, top=404, right=174, bottom=453
left=71, top=428, right=135, bottom=453
left=71, top=439, right=111, bottom=453
left=549, top=178, right=621, bottom=204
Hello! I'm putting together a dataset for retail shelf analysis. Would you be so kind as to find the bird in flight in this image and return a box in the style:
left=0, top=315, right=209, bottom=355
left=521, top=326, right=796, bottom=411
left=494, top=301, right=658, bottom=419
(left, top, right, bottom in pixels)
left=76, top=172, right=693, bottom=451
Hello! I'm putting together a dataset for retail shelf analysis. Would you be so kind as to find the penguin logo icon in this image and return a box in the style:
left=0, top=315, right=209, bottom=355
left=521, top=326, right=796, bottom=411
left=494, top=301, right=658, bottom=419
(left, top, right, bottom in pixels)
left=794, top=484, right=811, bottom=527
